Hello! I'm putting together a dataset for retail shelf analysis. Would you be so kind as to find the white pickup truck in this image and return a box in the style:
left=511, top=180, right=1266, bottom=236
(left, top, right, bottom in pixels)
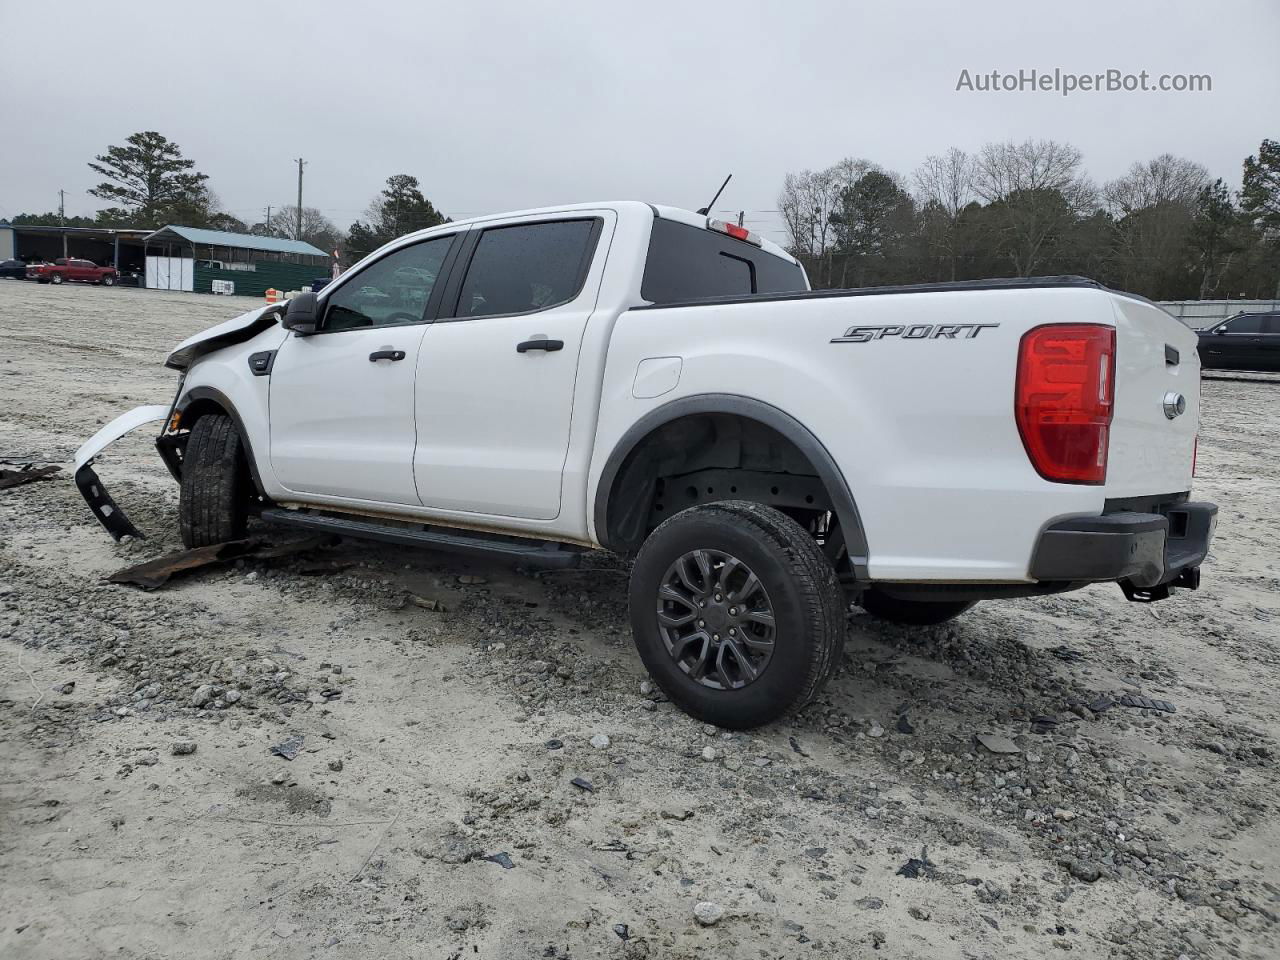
left=75, top=201, right=1217, bottom=728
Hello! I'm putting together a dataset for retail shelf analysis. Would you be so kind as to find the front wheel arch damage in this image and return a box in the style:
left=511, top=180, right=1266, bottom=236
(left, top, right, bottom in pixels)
left=171, top=392, right=270, bottom=508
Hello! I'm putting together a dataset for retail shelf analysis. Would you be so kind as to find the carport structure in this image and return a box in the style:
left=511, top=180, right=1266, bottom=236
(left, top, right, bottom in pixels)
left=0, top=224, right=151, bottom=272
left=143, top=225, right=328, bottom=296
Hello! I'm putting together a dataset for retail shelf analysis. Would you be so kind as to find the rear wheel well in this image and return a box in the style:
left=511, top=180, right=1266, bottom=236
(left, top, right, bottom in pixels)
left=600, top=412, right=847, bottom=566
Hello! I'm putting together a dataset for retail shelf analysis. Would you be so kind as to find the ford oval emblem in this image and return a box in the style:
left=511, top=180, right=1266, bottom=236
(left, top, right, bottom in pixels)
left=1163, top=391, right=1186, bottom=419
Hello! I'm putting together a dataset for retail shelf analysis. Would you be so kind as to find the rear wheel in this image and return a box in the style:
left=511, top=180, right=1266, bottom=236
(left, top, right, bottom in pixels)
left=628, top=500, right=845, bottom=729
left=51, top=274, right=63, bottom=285
left=179, top=414, right=249, bottom=548
left=857, top=589, right=976, bottom=626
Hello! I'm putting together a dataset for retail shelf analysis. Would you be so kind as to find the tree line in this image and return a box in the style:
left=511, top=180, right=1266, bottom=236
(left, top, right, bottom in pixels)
left=4, top=131, right=448, bottom=266
left=777, top=138, right=1280, bottom=300
left=6, top=130, right=1278, bottom=300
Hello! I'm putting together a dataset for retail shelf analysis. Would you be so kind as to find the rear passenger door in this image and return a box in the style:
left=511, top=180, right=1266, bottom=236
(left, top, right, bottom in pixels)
left=413, top=213, right=611, bottom=520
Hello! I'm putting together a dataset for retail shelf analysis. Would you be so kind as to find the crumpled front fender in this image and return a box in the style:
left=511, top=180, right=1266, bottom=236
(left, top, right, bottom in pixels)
left=74, top=404, right=171, bottom=540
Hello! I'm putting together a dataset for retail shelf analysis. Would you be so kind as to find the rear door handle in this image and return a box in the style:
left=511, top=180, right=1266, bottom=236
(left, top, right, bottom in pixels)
left=369, top=349, right=406, bottom=362
left=516, top=338, right=564, bottom=353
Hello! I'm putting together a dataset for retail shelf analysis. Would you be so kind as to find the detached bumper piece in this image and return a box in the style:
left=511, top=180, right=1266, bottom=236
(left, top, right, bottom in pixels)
left=75, top=464, right=145, bottom=541
left=1030, top=501, right=1217, bottom=603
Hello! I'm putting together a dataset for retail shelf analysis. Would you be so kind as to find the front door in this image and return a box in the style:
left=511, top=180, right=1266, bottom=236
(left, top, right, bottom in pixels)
left=413, top=214, right=610, bottom=520
left=269, top=233, right=456, bottom=504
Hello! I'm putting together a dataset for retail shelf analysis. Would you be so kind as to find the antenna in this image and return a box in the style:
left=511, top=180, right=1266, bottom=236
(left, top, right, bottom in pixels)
left=696, top=174, right=732, bottom=216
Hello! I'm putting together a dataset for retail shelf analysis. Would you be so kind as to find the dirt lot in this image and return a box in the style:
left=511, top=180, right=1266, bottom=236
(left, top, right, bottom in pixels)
left=1, top=280, right=1277, bottom=960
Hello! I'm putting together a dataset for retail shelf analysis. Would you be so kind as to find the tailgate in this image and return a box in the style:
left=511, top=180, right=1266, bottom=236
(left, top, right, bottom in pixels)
left=1105, top=294, right=1200, bottom=499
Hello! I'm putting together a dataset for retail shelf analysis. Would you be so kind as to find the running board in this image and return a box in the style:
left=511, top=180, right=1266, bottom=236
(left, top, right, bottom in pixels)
left=260, top=508, right=584, bottom=569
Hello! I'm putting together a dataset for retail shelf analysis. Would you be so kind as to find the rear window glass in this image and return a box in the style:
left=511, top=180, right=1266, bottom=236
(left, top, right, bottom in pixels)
left=641, top=217, right=807, bottom=304
left=455, top=219, right=598, bottom=318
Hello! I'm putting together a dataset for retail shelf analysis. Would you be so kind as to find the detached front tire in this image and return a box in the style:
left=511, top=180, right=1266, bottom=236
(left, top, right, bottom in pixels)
left=628, top=500, right=845, bottom=729
left=179, top=414, right=249, bottom=548
left=857, top=589, right=976, bottom=626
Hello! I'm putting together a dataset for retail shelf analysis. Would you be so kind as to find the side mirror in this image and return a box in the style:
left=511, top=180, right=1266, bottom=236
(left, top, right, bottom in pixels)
left=1214, top=326, right=1228, bottom=335
left=282, top=292, right=319, bottom=335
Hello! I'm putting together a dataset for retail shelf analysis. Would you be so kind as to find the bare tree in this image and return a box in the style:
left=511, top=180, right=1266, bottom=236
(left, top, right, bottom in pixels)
left=778, top=157, right=880, bottom=284
left=265, top=205, right=341, bottom=251
left=913, top=148, right=976, bottom=218
left=974, top=139, right=1095, bottom=212
left=913, top=149, right=976, bottom=279
left=1103, top=154, right=1209, bottom=216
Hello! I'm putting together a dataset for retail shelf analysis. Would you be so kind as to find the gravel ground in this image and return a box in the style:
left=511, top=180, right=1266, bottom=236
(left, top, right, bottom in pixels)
left=1, top=280, right=1277, bottom=960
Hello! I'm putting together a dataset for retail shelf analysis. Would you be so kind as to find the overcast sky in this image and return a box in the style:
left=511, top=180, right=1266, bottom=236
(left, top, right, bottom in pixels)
left=1, top=0, right=1276, bottom=243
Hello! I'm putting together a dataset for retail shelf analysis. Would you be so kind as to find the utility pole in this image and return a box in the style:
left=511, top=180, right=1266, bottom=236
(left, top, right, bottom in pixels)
left=737, top=210, right=745, bottom=227
left=264, top=205, right=272, bottom=236
left=58, top=189, right=66, bottom=225
left=295, top=158, right=306, bottom=239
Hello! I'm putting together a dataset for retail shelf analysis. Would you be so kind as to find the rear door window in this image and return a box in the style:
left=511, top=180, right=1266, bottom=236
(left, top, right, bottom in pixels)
left=641, top=217, right=807, bottom=304
left=1224, top=315, right=1264, bottom=334
left=453, top=219, right=599, bottom=319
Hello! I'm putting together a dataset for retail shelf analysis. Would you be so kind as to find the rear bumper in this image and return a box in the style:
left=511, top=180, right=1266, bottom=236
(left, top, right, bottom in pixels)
left=1030, top=500, right=1217, bottom=600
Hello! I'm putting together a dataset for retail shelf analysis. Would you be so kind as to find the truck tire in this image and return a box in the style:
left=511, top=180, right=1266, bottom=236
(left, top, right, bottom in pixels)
left=51, top=274, right=63, bottom=285
left=101, top=275, right=115, bottom=286
left=179, top=414, right=249, bottom=548
left=857, top=589, right=976, bottom=626
left=628, top=500, right=845, bottom=729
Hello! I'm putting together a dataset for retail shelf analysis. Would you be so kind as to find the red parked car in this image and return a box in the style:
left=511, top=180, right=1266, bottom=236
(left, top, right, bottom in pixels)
left=27, top=258, right=119, bottom=286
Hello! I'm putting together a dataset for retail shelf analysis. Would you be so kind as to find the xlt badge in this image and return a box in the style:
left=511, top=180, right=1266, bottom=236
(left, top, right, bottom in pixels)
left=832, top=323, right=1000, bottom=343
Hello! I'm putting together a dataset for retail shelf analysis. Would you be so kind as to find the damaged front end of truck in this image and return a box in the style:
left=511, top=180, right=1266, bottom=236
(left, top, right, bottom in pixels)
left=73, top=302, right=284, bottom=540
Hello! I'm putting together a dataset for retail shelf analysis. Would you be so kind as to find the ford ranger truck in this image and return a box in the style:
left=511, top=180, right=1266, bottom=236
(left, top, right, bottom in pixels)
left=73, top=201, right=1217, bottom=729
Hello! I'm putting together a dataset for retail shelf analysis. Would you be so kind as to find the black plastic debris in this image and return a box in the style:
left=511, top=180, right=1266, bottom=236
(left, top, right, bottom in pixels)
left=0, top=464, right=60, bottom=490
left=1117, top=694, right=1175, bottom=713
left=613, top=924, right=630, bottom=941
left=1030, top=715, right=1059, bottom=734
left=483, top=852, right=515, bottom=869
left=895, top=714, right=915, bottom=735
left=897, top=851, right=939, bottom=880
left=544, top=739, right=564, bottom=750
left=788, top=736, right=811, bottom=757
left=1049, top=645, right=1084, bottom=663
left=271, top=734, right=305, bottom=761
left=1087, top=696, right=1114, bottom=713
left=570, top=776, right=594, bottom=792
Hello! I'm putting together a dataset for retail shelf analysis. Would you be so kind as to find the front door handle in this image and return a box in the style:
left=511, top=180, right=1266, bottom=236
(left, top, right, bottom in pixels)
left=369, top=349, right=406, bottom=362
left=516, top=338, right=564, bottom=353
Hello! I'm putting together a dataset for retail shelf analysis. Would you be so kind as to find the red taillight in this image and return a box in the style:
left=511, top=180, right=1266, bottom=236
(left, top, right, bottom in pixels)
left=1015, top=323, right=1115, bottom=485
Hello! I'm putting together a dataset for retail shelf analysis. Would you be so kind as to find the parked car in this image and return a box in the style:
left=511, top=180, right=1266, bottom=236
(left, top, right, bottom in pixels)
left=27, top=258, right=118, bottom=286
left=0, top=258, right=29, bottom=280
left=74, top=201, right=1216, bottom=728
left=1197, top=311, right=1280, bottom=372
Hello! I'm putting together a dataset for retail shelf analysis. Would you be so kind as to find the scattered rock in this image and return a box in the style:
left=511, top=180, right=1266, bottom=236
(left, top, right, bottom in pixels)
left=975, top=733, right=1021, bottom=755
left=270, top=734, right=305, bottom=761
left=171, top=739, right=197, bottom=756
left=590, top=734, right=611, bottom=750
left=328, top=759, right=344, bottom=772
left=693, top=901, right=724, bottom=926
left=701, top=746, right=717, bottom=762
left=570, top=777, right=594, bottom=793
left=483, top=852, right=515, bottom=869
left=1067, top=859, right=1102, bottom=883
